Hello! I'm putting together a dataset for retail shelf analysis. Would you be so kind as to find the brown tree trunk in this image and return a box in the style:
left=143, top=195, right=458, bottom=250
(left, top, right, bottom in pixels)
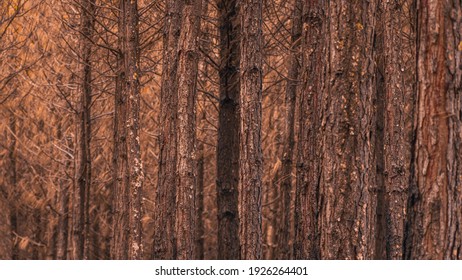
left=277, top=0, right=302, bottom=260
left=239, top=0, right=263, bottom=260
left=294, top=0, right=325, bottom=260
left=195, top=132, right=205, bottom=259
left=56, top=124, right=71, bottom=260
left=194, top=0, right=211, bottom=260
left=72, top=0, right=95, bottom=260
left=152, top=0, right=183, bottom=260
left=175, top=0, right=202, bottom=260
left=112, top=0, right=143, bottom=260
left=296, top=0, right=379, bottom=260
left=376, top=0, right=416, bottom=260
left=216, top=0, right=240, bottom=260
left=408, top=0, right=462, bottom=260
left=319, top=0, right=378, bottom=260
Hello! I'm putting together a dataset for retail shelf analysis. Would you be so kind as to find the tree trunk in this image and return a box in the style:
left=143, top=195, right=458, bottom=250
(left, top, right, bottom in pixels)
left=175, top=0, right=202, bottom=260
left=56, top=124, right=71, bottom=260
left=72, top=0, right=95, bottom=260
left=112, top=0, right=143, bottom=260
left=277, top=0, right=302, bottom=260
left=319, top=0, right=378, bottom=260
left=239, top=0, right=263, bottom=260
left=296, top=0, right=379, bottom=260
left=195, top=131, right=205, bottom=259
left=376, top=0, right=416, bottom=260
left=152, top=0, right=183, bottom=260
left=408, top=0, right=462, bottom=260
left=294, top=0, right=325, bottom=260
left=194, top=0, right=211, bottom=259
left=216, top=0, right=240, bottom=260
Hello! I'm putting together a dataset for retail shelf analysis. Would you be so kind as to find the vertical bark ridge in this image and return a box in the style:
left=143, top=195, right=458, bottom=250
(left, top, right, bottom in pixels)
left=409, top=0, right=462, bottom=259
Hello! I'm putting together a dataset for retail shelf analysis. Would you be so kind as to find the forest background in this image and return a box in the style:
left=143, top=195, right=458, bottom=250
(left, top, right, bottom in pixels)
left=0, top=0, right=461, bottom=260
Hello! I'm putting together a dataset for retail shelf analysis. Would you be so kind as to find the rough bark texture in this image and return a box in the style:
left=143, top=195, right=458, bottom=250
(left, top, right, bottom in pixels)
left=72, top=0, right=95, bottom=260
left=408, top=0, right=462, bottom=260
left=277, top=0, right=302, bottom=260
left=296, top=0, right=379, bottom=260
left=239, top=0, right=263, bottom=260
left=175, top=0, right=202, bottom=260
left=216, top=0, right=241, bottom=260
left=152, top=0, right=183, bottom=260
left=294, top=0, right=325, bottom=260
left=377, top=0, right=416, bottom=260
left=112, top=0, right=143, bottom=260
left=320, top=0, right=378, bottom=260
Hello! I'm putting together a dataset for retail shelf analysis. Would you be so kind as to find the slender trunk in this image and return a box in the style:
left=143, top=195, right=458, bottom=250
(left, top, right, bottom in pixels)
left=56, top=124, right=71, bottom=260
left=408, top=0, right=462, bottom=260
left=264, top=110, right=280, bottom=260
left=112, top=0, right=143, bottom=260
left=195, top=132, right=205, bottom=259
left=194, top=0, right=210, bottom=260
left=277, top=0, right=302, bottom=260
left=216, top=0, right=240, bottom=260
left=153, top=0, right=183, bottom=260
left=239, top=0, right=263, bottom=260
left=175, top=0, right=202, bottom=260
left=72, top=0, right=95, bottom=260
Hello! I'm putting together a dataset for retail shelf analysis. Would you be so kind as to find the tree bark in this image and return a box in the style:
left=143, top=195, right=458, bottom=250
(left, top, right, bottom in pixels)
left=153, top=0, right=183, bottom=260
left=296, top=0, right=379, bottom=260
left=376, top=0, right=417, bottom=260
left=175, top=0, right=202, bottom=260
left=277, top=0, right=302, bottom=260
left=295, top=0, right=326, bottom=260
left=72, top=0, right=95, bottom=260
left=216, top=0, right=240, bottom=260
left=56, top=124, right=71, bottom=260
left=239, top=0, right=263, bottom=260
left=195, top=131, right=205, bottom=259
left=112, top=0, right=143, bottom=260
left=408, top=0, right=462, bottom=260
left=319, top=0, right=378, bottom=260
